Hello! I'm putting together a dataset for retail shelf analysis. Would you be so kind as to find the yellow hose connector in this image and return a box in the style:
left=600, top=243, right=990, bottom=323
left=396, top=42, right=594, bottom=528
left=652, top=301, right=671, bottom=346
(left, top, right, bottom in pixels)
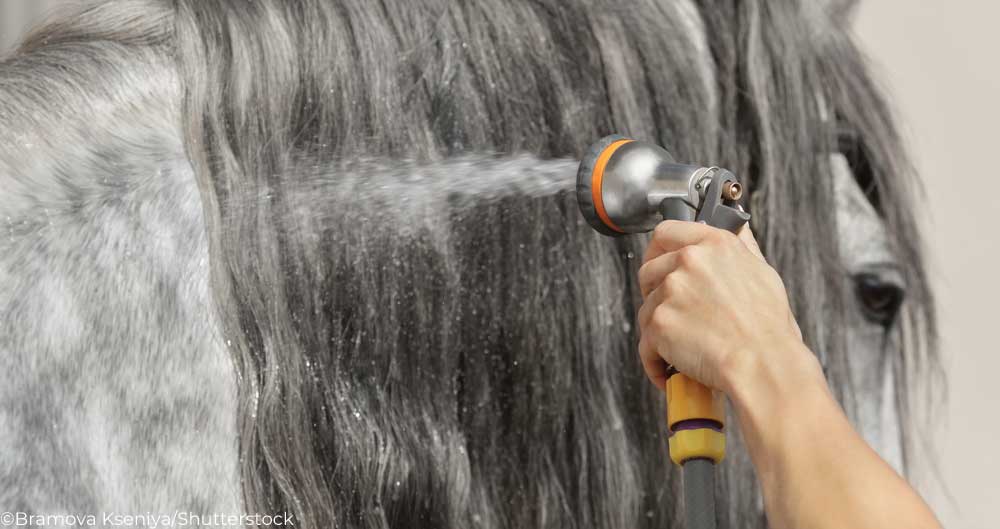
left=668, top=428, right=726, bottom=466
left=665, top=373, right=727, bottom=465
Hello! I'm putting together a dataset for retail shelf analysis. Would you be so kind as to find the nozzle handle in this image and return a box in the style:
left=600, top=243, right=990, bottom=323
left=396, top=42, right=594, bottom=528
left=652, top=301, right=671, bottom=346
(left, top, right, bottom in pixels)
left=662, top=170, right=744, bottom=467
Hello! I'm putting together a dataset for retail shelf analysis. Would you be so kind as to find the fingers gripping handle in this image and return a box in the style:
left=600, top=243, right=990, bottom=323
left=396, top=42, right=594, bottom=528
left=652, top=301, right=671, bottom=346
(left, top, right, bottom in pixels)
left=662, top=168, right=746, bottom=467
left=664, top=171, right=747, bottom=529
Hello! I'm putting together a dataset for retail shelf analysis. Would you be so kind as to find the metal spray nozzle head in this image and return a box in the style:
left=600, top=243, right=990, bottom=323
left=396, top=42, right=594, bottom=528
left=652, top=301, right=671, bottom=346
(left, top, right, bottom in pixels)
left=576, top=135, right=750, bottom=236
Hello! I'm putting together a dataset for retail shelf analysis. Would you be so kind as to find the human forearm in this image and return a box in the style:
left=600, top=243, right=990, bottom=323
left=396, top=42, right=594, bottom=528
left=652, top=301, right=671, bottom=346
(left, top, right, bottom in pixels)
left=637, top=222, right=942, bottom=528
left=725, top=341, right=942, bottom=529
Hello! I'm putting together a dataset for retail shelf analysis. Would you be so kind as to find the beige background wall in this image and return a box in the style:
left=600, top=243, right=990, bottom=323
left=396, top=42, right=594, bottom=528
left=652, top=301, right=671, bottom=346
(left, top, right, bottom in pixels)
left=855, top=3, right=1000, bottom=529
left=2, top=1, right=998, bottom=527
left=0, top=0, right=62, bottom=51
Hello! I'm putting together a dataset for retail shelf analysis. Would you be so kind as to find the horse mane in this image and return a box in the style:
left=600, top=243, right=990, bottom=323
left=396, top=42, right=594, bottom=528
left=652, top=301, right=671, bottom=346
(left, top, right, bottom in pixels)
left=2, top=1, right=937, bottom=527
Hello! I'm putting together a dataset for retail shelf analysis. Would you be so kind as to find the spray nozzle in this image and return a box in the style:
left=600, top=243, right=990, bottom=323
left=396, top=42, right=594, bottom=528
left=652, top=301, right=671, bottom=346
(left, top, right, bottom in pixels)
left=575, top=135, right=751, bottom=529
left=576, top=135, right=750, bottom=236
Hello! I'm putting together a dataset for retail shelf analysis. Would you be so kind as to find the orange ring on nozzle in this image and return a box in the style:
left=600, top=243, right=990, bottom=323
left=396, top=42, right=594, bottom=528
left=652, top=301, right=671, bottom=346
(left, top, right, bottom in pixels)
left=591, top=139, right=633, bottom=234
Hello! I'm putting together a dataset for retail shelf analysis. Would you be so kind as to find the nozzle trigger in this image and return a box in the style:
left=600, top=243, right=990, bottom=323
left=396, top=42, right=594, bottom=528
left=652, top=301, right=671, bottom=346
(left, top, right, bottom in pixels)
left=695, top=170, right=750, bottom=233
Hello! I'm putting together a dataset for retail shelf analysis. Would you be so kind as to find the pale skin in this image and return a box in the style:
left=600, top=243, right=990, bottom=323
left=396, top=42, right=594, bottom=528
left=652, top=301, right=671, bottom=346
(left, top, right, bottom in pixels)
left=637, top=220, right=942, bottom=529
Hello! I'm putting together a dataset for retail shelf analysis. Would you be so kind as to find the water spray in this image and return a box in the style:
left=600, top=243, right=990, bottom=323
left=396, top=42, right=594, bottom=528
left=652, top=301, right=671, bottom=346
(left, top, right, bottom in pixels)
left=576, top=135, right=750, bottom=529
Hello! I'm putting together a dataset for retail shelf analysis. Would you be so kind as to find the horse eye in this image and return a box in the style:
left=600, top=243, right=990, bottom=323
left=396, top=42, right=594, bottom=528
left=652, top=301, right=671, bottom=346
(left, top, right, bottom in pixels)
left=853, top=273, right=905, bottom=327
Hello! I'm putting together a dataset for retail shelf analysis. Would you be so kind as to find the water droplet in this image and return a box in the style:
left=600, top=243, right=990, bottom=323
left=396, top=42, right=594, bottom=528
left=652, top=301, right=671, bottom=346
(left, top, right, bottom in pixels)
left=626, top=251, right=635, bottom=259
left=622, top=321, right=632, bottom=333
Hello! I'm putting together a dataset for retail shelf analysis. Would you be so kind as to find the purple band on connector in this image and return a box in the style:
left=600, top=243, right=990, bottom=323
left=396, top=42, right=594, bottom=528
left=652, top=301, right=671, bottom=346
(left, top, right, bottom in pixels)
left=668, top=419, right=723, bottom=437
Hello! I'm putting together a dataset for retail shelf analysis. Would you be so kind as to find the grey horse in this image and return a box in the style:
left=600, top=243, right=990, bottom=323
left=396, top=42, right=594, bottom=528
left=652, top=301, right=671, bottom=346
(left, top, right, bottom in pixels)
left=0, top=1, right=936, bottom=528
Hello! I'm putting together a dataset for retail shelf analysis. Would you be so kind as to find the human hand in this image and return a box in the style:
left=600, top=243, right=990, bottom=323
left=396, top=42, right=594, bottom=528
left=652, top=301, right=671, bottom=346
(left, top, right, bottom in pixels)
left=636, top=221, right=805, bottom=394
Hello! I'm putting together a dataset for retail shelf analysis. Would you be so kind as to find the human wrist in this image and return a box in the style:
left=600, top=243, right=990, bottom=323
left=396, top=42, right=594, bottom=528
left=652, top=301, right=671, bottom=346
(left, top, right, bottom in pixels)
left=720, top=338, right=832, bottom=495
left=720, top=337, right=828, bottom=419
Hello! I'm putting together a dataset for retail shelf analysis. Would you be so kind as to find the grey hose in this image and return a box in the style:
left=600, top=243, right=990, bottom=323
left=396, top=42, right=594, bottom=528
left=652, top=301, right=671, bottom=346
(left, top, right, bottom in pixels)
left=683, top=459, right=718, bottom=529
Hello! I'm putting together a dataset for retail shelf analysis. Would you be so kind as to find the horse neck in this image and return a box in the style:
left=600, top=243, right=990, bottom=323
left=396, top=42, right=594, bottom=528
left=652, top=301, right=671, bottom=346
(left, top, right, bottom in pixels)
left=0, top=21, right=241, bottom=512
